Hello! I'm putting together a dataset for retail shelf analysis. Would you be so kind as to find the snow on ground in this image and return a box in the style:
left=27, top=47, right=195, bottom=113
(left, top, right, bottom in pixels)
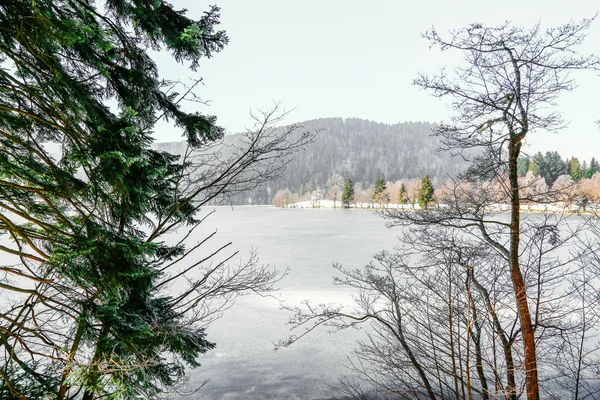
left=282, top=200, right=596, bottom=213
left=284, top=200, right=418, bottom=209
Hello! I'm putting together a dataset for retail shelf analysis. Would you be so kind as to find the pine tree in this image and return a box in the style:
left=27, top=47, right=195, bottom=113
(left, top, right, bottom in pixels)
left=0, top=2, right=313, bottom=398
left=398, top=182, right=408, bottom=204
left=569, top=157, right=582, bottom=181
left=418, top=174, right=435, bottom=209
left=517, top=157, right=531, bottom=176
left=582, top=160, right=589, bottom=178
left=373, top=177, right=387, bottom=205
left=528, top=152, right=544, bottom=176
left=341, top=179, right=354, bottom=208
left=586, top=157, right=600, bottom=178
left=540, top=151, right=566, bottom=187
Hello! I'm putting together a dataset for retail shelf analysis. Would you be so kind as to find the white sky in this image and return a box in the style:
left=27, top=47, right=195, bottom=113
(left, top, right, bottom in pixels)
left=153, top=1, right=600, bottom=160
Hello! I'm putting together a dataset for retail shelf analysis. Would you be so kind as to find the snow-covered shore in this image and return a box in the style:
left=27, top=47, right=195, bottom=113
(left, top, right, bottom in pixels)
left=278, top=200, right=597, bottom=213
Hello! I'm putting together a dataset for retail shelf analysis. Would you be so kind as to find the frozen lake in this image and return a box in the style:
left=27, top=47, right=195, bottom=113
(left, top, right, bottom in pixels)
left=173, top=206, right=402, bottom=399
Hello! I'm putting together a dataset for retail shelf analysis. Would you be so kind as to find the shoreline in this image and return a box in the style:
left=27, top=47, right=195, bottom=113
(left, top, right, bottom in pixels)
left=272, top=200, right=599, bottom=214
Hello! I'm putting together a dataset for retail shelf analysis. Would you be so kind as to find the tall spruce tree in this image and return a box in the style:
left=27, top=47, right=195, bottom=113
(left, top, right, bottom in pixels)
left=0, top=2, right=314, bottom=398
left=540, top=151, right=566, bottom=187
left=373, top=177, right=387, bottom=205
left=341, top=179, right=354, bottom=208
left=418, top=174, right=434, bottom=209
left=517, top=156, right=530, bottom=176
left=528, top=152, right=544, bottom=176
left=586, top=157, right=600, bottom=178
left=569, top=157, right=582, bottom=180
left=398, top=182, right=408, bottom=204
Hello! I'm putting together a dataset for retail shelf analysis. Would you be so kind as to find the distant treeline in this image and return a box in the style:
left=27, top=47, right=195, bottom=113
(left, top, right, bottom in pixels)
left=273, top=151, right=600, bottom=210
left=273, top=169, right=600, bottom=211
left=517, top=151, right=599, bottom=185
left=154, top=120, right=599, bottom=206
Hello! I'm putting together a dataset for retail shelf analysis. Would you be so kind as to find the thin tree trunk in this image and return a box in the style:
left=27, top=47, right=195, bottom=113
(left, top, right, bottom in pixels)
left=574, top=279, right=587, bottom=400
left=508, top=138, right=539, bottom=400
left=392, top=305, right=438, bottom=400
left=465, top=272, right=473, bottom=400
left=471, top=269, right=515, bottom=400
left=467, top=266, right=489, bottom=400
left=427, top=299, right=446, bottom=400
left=82, top=325, right=109, bottom=400
left=448, top=266, right=460, bottom=400
left=57, top=306, right=87, bottom=399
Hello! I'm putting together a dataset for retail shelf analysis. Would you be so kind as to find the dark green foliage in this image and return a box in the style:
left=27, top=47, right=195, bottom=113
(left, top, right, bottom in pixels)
left=520, top=153, right=600, bottom=184
left=373, top=177, right=387, bottom=204
left=0, top=0, right=230, bottom=398
left=517, top=157, right=530, bottom=177
left=528, top=152, right=543, bottom=176
left=398, top=183, right=408, bottom=204
left=523, top=151, right=566, bottom=185
left=586, top=157, right=600, bottom=178
left=540, top=151, right=566, bottom=187
left=341, top=179, right=354, bottom=208
left=569, top=157, right=582, bottom=180
left=418, top=174, right=434, bottom=209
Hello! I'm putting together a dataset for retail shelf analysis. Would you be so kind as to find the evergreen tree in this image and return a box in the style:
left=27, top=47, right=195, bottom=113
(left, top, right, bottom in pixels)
left=582, top=160, right=589, bottom=178
left=569, top=157, right=582, bottom=181
left=373, top=177, right=387, bottom=205
left=586, top=157, right=600, bottom=178
left=540, top=151, right=566, bottom=187
left=528, top=152, right=544, bottom=176
left=517, top=157, right=531, bottom=176
left=398, top=182, right=408, bottom=204
left=0, top=2, right=313, bottom=398
left=418, top=174, right=435, bottom=209
left=341, top=179, right=354, bottom=208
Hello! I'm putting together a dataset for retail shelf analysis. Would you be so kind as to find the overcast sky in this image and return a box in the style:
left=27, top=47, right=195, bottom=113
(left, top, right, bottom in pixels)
left=154, top=1, right=600, bottom=160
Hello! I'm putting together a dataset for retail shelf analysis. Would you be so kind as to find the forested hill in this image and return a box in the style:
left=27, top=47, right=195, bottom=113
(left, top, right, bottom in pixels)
left=155, top=117, right=469, bottom=204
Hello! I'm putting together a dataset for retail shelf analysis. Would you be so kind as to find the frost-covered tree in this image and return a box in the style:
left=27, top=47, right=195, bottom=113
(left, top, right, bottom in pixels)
left=327, top=184, right=342, bottom=208
left=272, top=188, right=295, bottom=207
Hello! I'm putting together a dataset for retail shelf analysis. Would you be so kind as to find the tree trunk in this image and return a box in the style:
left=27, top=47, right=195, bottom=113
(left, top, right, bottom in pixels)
left=57, top=307, right=87, bottom=399
left=81, top=324, right=109, bottom=400
left=471, top=267, right=516, bottom=400
left=448, top=266, right=460, bottom=400
left=509, top=138, right=539, bottom=400
left=392, top=305, right=438, bottom=400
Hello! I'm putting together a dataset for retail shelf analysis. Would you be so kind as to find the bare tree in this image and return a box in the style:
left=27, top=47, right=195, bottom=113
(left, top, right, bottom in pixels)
left=280, top=189, right=598, bottom=399
left=279, top=19, right=600, bottom=400
left=405, top=19, right=600, bottom=400
left=272, top=188, right=295, bottom=207
left=327, top=185, right=342, bottom=208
